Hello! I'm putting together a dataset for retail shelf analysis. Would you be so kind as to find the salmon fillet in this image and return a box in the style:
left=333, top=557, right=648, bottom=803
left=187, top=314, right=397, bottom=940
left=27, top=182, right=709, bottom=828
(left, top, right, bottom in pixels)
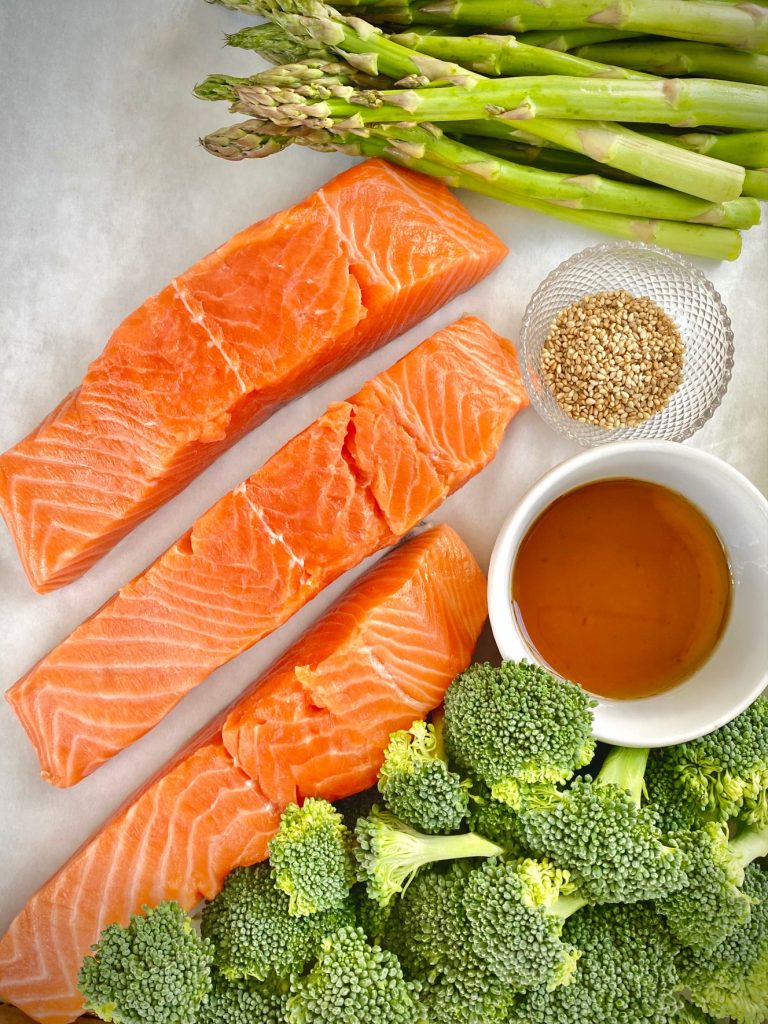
left=0, top=159, right=507, bottom=593
left=0, top=524, right=487, bottom=1024
left=7, top=316, right=528, bottom=788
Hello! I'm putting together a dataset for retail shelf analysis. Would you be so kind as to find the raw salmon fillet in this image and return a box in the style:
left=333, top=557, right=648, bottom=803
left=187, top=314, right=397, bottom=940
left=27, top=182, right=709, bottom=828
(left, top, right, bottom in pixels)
left=7, top=316, right=528, bottom=788
left=0, top=524, right=487, bottom=1024
left=0, top=159, right=507, bottom=593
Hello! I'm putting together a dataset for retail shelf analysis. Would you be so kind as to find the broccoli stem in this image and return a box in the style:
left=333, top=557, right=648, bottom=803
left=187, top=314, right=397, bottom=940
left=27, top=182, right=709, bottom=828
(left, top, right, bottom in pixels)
left=401, top=829, right=507, bottom=863
left=597, top=747, right=650, bottom=807
left=729, top=825, right=768, bottom=869
left=548, top=892, right=590, bottom=920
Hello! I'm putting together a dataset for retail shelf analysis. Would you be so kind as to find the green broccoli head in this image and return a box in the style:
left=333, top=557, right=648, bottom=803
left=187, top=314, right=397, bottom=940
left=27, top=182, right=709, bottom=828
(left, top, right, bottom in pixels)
left=77, top=901, right=213, bottom=1024
left=198, top=971, right=287, bottom=1024
left=657, top=821, right=752, bottom=953
left=349, top=882, right=394, bottom=946
left=416, top=959, right=519, bottom=1024
left=285, top=925, right=424, bottom=1024
left=443, top=661, right=596, bottom=804
left=680, top=864, right=768, bottom=1024
left=518, top=769, right=686, bottom=904
left=383, top=862, right=476, bottom=974
left=467, top=782, right=527, bottom=853
left=378, top=719, right=470, bottom=835
left=645, top=752, right=708, bottom=832
left=200, top=863, right=354, bottom=981
left=512, top=902, right=683, bottom=1024
left=268, top=798, right=356, bottom=916
left=646, top=697, right=768, bottom=828
left=354, top=806, right=505, bottom=906
left=462, top=857, right=581, bottom=993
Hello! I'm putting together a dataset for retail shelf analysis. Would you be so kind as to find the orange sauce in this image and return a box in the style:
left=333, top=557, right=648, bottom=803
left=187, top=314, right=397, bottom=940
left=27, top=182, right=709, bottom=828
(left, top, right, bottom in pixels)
left=511, top=479, right=731, bottom=699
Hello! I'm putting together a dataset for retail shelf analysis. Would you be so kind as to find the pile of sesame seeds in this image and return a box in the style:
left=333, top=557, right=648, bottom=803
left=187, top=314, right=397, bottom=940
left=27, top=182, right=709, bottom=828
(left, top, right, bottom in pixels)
left=540, top=289, right=685, bottom=429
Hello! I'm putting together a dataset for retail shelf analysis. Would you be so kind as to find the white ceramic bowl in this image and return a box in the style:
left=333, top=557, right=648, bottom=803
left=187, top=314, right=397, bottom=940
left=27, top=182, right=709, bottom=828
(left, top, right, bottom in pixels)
left=488, top=440, right=768, bottom=747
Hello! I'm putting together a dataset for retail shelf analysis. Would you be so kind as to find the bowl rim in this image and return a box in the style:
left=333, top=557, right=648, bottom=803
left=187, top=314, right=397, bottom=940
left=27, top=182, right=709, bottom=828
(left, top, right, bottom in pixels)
left=487, top=439, right=768, bottom=747
left=518, top=241, right=735, bottom=447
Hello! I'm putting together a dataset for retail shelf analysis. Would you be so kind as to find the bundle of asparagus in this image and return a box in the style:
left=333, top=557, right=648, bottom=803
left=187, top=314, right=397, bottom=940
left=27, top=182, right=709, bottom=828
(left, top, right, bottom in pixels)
left=198, top=0, right=768, bottom=259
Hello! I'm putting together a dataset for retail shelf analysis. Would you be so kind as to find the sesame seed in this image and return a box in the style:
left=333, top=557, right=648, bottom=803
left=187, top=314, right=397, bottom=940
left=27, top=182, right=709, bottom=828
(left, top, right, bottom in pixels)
left=540, top=289, right=684, bottom=429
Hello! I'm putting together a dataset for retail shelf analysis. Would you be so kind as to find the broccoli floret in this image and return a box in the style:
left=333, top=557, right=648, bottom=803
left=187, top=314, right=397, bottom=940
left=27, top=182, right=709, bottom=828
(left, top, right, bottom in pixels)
left=268, top=798, right=356, bottom=916
left=680, top=864, right=768, bottom=1024
left=417, top=959, right=519, bottom=1024
left=646, top=697, right=768, bottom=828
left=378, top=718, right=470, bottom=834
left=351, top=883, right=393, bottom=945
left=645, top=752, right=709, bottom=832
left=512, top=902, right=683, bottom=1024
left=383, top=862, right=475, bottom=972
left=658, top=821, right=768, bottom=952
left=78, top=901, right=213, bottom=1024
left=443, top=661, right=596, bottom=806
left=200, top=863, right=354, bottom=981
left=462, top=858, right=583, bottom=992
left=285, top=925, right=424, bottom=1024
left=517, top=746, right=686, bottom=904
left=467, top=782, right=527, bottom=853
left=354, top=806, right=506, bottom=905
left=198, top=971, right=287, bottom=1024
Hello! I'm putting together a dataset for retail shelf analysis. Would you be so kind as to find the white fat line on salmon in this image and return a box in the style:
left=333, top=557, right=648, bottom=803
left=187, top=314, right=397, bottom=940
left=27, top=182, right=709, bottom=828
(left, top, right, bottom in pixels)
left=235, top=482, right=308, bottom=576
left=171, top=280, right=248, bottom=394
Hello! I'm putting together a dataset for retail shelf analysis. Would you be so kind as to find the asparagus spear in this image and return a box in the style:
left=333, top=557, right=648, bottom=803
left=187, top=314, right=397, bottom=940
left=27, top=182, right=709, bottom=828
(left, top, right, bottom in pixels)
left=236, top=75, right=768, bottom=133
left=195, top=60, right=389, bottom=102
left=239, top=82, right=755, bottom=223
left=224, top=0, right=479, bottom=82
left=452, top=133, right=645, bottom=179
left=484, top=118, right=746, bottom=202
left=212, top=1, right=752, bottom=198
left=643, top=129, right=768, bottom=168
left=573, top=40, right=768, bottom=85
left=389, top=29, right=652, bottom=77
left=331, top=0, right=768, bottom=52
left=226, top=24, right=331, bottom=64
left=744, top=168, right=768, bottom=198
left=202, top=117, right=744, bottom=259
left=516, top=28, right=648, bottom=50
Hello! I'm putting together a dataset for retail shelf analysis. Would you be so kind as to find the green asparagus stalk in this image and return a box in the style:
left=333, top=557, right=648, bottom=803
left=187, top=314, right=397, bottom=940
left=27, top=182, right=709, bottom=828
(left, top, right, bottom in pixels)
left=458, top=131, right=768, bottom=199
left=448, top=119, right=760, bottom=199
left=643, top=129, right=768, bottom=168
left=573, top=40, right=768, bottom=85
left=212, top=0, right=479, bottom=81
left=389, top=29, right=652, bottom=77
left=194, top=61, right=388, bottom=102
left=226, top=24, right=332, bottom=64
left=515, top=28, right=648, bottom=51
left=218, top=0, right=755, bottom=198
left=235, top=74, right=768, bottom=134
left=452, top=133, right=643, bottom=178
left=744, top=168, right=768, bottom=198
left=489, top=118, right=746, bottom=201
left=202, top=117, right=744, bottom=259
left=331, top=0, right=768, bottom=52
left=239, top=89, right=756, bottom=223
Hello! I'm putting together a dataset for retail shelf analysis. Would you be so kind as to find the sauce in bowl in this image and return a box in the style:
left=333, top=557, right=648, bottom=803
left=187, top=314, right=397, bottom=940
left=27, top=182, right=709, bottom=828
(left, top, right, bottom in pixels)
left=511, top=478, right=731, bottom=699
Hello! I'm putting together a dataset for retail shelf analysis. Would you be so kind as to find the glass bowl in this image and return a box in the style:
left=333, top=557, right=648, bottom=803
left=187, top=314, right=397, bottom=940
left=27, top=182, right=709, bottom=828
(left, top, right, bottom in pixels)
left=519, top=242, right=734, bottom=446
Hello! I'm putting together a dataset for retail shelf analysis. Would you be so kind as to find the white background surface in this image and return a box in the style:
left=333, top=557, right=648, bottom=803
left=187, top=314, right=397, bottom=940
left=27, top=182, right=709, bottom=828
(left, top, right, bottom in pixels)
left=0, top=0, right=766, bottom=938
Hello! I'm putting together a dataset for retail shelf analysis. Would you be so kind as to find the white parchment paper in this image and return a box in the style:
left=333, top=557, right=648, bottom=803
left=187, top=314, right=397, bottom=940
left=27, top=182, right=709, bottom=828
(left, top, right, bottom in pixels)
left=0, top=0, right=766, bottom=937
